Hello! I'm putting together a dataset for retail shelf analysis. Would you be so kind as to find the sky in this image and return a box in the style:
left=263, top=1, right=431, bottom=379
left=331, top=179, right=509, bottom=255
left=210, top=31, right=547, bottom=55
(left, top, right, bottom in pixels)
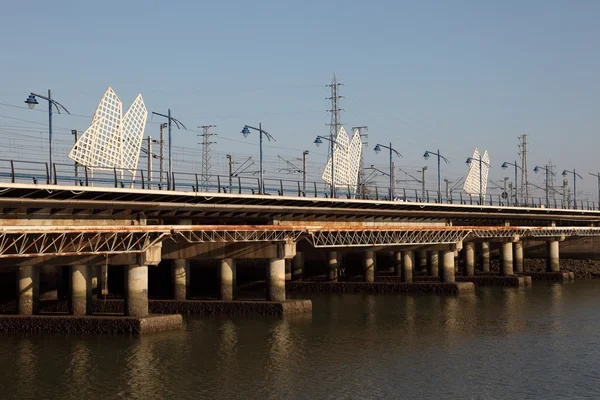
left=1, top=0, right=600, bottom=200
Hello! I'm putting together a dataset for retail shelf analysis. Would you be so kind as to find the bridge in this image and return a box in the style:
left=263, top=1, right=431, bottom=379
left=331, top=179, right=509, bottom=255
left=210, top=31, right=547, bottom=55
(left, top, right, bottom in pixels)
left=0, top=161, right=599, bottom=333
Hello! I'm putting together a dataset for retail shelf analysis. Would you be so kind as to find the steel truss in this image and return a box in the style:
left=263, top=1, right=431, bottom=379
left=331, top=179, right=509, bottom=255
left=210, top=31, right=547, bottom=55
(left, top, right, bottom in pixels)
left=309, top=228, right=471, bottom=248
left=173, top=226, right=305, bottom=243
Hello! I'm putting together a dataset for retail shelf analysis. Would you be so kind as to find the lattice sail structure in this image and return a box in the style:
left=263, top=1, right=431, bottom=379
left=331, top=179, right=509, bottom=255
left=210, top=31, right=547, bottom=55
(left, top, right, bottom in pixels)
left=463, top=148, right=490, bottom=196
left=321, top=127, right=363, bottom=190
left=69, top=87, right=147, bottom=180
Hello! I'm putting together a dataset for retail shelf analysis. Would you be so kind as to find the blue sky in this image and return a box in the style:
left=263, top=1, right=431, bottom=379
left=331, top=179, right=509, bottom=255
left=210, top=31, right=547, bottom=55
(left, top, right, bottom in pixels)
left=1, top=0, right=599, bottom=199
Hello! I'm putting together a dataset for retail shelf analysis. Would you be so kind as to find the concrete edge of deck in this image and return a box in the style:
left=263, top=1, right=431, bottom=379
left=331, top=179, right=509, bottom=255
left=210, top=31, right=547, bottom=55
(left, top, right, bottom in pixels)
left=520, top=272, right=575, bottom=281
left=0, top=313, right=182, bottom=334
left=286, top=281, right=475, bottom=294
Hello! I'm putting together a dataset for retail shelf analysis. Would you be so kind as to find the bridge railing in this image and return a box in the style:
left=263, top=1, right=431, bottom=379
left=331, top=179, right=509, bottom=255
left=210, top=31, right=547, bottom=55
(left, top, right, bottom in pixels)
left=0, top=160, right=597, bottom=210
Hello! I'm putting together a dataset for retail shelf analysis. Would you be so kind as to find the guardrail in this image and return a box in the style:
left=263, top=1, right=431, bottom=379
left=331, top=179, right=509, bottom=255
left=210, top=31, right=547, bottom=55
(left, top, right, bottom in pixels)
left=0, top=159, right=596, bottom=210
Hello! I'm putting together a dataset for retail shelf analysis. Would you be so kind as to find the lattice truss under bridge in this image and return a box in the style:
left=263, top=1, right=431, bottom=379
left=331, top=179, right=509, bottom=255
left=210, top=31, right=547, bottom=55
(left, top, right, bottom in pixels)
left=174, top=226, right=305, bottom=243
left=69, top=87, right=147, bottom=181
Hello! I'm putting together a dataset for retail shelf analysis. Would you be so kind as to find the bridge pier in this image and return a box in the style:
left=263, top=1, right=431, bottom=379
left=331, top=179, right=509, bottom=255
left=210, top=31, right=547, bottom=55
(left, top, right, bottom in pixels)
left=441, top=249, right=456, bottom=283
left=267, top=258, right=286, bottom=302
left=285, top=259, right=292, bottom=281
left=501, top=242, right=514, bottom=276
left=98, top=264, right=108, bottom=296
left=292, top=252, right=304, bottom=280
left=172, top=259, right=190, bottom=301
left=125, top=264, right=149, bottom=317
left=463, top=243, right=475, bottom=276
left=480, top=242, right=490, bottom=273
left=39, top=265, right=59, bottom=300
left=546, top=240, right=560, bottom=272
left=17, top=265, right=39, bottom=315
left=69, top=265, right=92, bottom=316
left=418, top=250, right=428, bottom=274
left=428, top=251, right=439, bottom=278
left=328, top=251, right=339, bottom=282
left=514, top=241, right=524, bottom=273
left=364, top=251, right=375, bottom=283
left=393, top=251, right=402, bottom=277
left=402, top=250, right=414, bottom=283
left=219, top=258, right=236, bottom=301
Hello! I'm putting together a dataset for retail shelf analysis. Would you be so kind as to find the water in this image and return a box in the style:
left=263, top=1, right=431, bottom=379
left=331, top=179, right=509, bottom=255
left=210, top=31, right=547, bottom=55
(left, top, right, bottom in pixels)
left=2, top=281, right=600, bottom=399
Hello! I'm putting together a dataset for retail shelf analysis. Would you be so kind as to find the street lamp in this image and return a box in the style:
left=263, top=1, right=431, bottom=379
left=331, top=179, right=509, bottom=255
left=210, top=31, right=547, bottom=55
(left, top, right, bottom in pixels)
left=242, top=123, right=275, bottom=195
left=533, top=165, right=555, bottom=207
left=590, top=172, right=600, bottom=210
left=466, top=156, right=491, bottom=205
left=423, top=149, right=449, bottom=202
left=24, top=90, right=71, bottom=180
left=151, top=109, right=186, bottom=183
left=374, top=143, right=402, bottom=200
left=561, top=169, right=583, bottom=209
left=314, top=135, right=345, bottom=198
left=501, top=160, right=522, bottom=206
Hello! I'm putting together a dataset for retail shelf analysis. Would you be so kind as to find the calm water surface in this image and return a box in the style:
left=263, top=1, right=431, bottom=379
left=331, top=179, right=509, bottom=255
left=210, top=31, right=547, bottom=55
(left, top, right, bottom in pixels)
left=2, top=281, right=600, bottom=399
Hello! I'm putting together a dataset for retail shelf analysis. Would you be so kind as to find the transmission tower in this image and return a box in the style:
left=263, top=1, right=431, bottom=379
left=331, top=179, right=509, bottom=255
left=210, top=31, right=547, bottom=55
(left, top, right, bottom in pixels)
left=198, top=125, right=217, bottom=190
left=326, top=73, right=344, bottom=159
left=518, top=134, right=529, bottom=203
left=352, top=126, right=368, bottom=194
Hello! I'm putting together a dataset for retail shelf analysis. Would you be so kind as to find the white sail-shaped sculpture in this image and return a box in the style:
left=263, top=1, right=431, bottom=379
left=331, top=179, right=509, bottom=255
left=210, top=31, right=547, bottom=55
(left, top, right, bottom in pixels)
left=321, top=126, right=362, bottom=191
left=464, top=148, right=490, bottom=197
left=69, top=87, right=147, bottom=181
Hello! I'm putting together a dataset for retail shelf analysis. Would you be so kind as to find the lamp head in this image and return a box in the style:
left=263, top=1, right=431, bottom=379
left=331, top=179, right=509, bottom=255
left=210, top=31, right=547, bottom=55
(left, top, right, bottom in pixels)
left=465, top=157, right=473, bottom=165
left=534, top=166, right=540, bottom=173
left=501, top=162, right=509, bottom=170
left=303, top=150, right=309, bottom=155
left=241, top=126, right=250, bottom=138
left=373, top=144, right=382, bottom=154
left=562, top=170, right=568, bottom=176
left=24, top=94, right=38, bottom=109
left=423, top=166, right=427, bottom=171
left=423, top=151, right=430, bottom=160
left=314, top=137, right=323, bottom=147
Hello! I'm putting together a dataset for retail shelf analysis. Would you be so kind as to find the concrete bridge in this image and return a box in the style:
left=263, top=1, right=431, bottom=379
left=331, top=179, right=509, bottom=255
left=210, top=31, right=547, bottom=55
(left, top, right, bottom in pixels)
left=1, top=180, right=599, bottom=333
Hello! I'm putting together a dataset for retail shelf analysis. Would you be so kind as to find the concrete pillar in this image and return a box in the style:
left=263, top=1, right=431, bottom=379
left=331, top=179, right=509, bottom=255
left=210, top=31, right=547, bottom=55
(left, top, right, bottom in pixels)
left=124, top=265, right=149, bottom=318
left=267, top=258, right=286, bottom=302
left=383, top=250, right=395, bottom=273
left=546, top=240, right=560, bottom=272
left=441, top=250, right=455, bottom=283
left=172, top=259, right=190, bottom=300
left=514, top=241, right=524, bottom=273
left=463, top=242, right=475, bottom=276
left=402, top=250, right=414, bottom=283
left=500, top=242, right=514, bottom=276
left=480, top=242, right=490, bottom=273
left=364, top=250, right=375, bottom=283
left=393, top=251, right=402, bottom=277
left=327, top=251, right=338, bottom=282
left=419, top=250, right=428, bottom=273
left=69, top=265, right=92, bottom=316
left=292, top=252, right=304, bottom=280
left=98, top=264, right=108, bottom=296
left=428, top=251, right=439, bottom=278
left=219, top=258, right=236, bottom=301
left=39, top=265, right=58, bottom=300
left=17, top=265, right=39, bottom=315
left=91, top=265, right=98, bottom=297
left=285, top=259, right=292, bottom=281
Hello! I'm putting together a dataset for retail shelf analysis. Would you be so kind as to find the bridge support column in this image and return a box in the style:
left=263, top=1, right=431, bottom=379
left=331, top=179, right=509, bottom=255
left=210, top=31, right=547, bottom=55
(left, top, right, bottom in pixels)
left=17, top=265, right=39, bottom=315
left=285, top=259, right=292, bottom=281
left=364, top=251, right=375, bottom=283
left=419, top=250, right=428, bottom=273
left=480, top=242, right=490, bottom=273
left=39, top=265, right=58, bottom=300
left=125, top=265, right=149, bottom=317
left=442, top=250, right=455, bottom=283
left=98, top=264, right=108, bottom=296
left=267, top=258, right=286, bottom=302
left=393, top=251, right=402, bottom=277
left=402, top=250, right=414, bottom=283
left=327, top=251, right=338, bottom=282
left=501, top=242, right=514, bottom=276
left=172, top=259, right=190, bottom=301
left=69, top=265, right=92, bottom=316
left=463, top=242, right=475, bottom=276
left=514, top=241, right=524, bottom=273
left=428, top=251, right=439, bottom=278
left=546, top=240, right=560, bottom=272
left=292, top=252, right=304, bottom=280
left=219, top=258, right=236, bottom=301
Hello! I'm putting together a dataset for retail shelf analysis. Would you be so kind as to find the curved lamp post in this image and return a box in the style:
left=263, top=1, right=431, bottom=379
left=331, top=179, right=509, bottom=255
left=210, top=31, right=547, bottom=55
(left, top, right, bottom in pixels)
left=24, top=90, right=70, bottom=180
left=533, top=165, right=555, bottom=207
left=374, top=142, right=402, bottom=200
left=314, top=135, right=345, bottom=198
left=242, top=123, right=275, bottom=195
left=562, top=169, right=583, bottom=209
left=423, top=149, right=449, bottom=202
left=466, top=156, right=491, bottom=205
left=501, top=160, right=522, bottom=206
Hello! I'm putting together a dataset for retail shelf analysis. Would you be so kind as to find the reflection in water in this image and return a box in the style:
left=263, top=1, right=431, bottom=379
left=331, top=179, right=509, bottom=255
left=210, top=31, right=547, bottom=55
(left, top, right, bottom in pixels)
left=15, top=339, right=36, bottom=399
left=65, top=341, right=91, bottom=399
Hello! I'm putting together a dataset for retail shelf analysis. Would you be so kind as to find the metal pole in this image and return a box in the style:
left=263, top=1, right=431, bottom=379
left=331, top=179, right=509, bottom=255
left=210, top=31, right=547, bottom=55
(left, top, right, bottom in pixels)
left=168, top=109, right=172, bottom=180
left=437, top=149, right=441, bottom=202
left=422, top=169, right=426, bottom=199
left=545, top=167, right=549, bottom=207
left=72, top=129, right=79, bottom=178
left=227, top=155, right=233, bottom=190
left=48, top=89, right=53, bottom=180
left=514, top=161, right=518, bottom=206
left=389, top=143, right=393, bottom=200
left=147, top=136, right=152, bottom=188
left=331, top=136, right=335, bottom=198
left=159, top=123, right=165, bottom=184
left=302, top=151, right=307, bottom=192
left=479, top=158, right=483, bottom=204
left=259, top=122, right=263, bottom=194
left=573, top=169, right=577, bottom=209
